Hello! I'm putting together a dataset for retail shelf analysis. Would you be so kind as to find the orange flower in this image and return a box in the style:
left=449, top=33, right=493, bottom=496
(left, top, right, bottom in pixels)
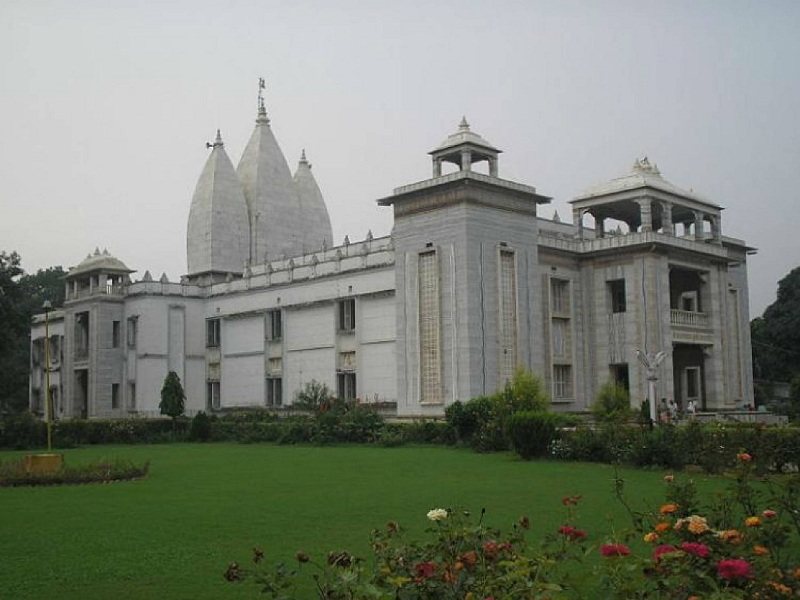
left=768, top=581, right=792, bottom=595
left=643, top=532, right=659, bottom=543
left=718, top=529, right=743, bottom=544
left=753, top=545, right=769, bottom=556
left=683, top=515, right=710, bottom=535
left=659, top=503, right=678, bottom=515
left=655, top=522, right=671, bottom=533
left=745, top=516, right=762, bottom=527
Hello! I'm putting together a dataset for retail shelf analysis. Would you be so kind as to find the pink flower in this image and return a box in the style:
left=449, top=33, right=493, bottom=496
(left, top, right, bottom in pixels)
left=653, top=544, right=680, bottom=562
left=558, top=525, right=587, bottom=541
left=414, top=561, right=437, bottom=579
left=762, top=509, right=777, bottom=519
left=600, top=543, right=630, bottom=557
left=680, top=542, right=710, bottom=558
left=717, top=558, right=753, bottom=580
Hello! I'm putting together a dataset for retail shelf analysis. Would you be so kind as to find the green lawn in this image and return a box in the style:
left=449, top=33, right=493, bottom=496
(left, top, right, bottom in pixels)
left=0, top=443, right=723, bottom=599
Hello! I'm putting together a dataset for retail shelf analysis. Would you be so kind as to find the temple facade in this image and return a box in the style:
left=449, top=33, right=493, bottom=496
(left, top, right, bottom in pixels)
left=29, top=103, right=755, bottom=419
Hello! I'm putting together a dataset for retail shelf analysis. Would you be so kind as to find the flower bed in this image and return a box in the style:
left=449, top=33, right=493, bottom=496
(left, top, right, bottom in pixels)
left=0, top=456, right=149, bottom=487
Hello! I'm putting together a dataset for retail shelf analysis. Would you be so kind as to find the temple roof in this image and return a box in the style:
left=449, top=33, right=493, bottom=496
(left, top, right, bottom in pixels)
left=186, top=130, right=250, bottom=275
left=67, top=248, right=134, bottom=278
left=237, top=107, right=304, bottom=261
left=293, top=150, right=333, bottom=252
left=429, top=117, right=501, bottom=155
left=573, top=157, right=720, bottom=208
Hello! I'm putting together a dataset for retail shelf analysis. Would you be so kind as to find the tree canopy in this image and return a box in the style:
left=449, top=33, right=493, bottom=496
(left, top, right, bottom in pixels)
left=0, top=251, right=66, bottom=413
left=751, top=265, right=800, bottom=383
left=160, top=371, right=186, bottom=421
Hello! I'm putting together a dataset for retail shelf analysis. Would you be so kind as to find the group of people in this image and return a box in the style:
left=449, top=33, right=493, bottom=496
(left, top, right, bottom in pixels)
left=658, top=397, right=697, bottom=424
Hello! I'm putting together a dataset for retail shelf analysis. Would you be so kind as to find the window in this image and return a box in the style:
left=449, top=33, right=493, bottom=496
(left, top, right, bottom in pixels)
left=553, top=365, right=573, bottom=399
left=337, top=372, right=357, bottom=400
left=418, top=250, right=441, bottom=403
left=266, top=310, right=282, bottom=341
left=338, top=299, right=356, bottom=332
left=111, top=383, right=120, bottom=409
left=608, top=280, right=626, bottom=313
left=128, top=383, right=136, bottom=410
left=498, top=249, right=518, bottom=384
left=207, top=381, right=221, bottom=410
left=206, top=319, right=221, bottom=348
left=551, top=318, right=570, bottom=358
left=550, top=279, right=570, bottom=314
left=610, top=363, right=630, bottom=393
left=112, top=321, right=120, bottom=348
left=680, top=291, right=698, bottom=312
left=127, top=317, right=138, bottom=348
left=266, top=377, right=282, bottom=406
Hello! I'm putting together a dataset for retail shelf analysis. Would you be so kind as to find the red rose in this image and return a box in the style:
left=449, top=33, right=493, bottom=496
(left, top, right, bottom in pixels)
left=717, top=558, right=753, bottom=580
left=600, top=543, right=630, bottom=557
left=680, top=542, right=710, bottom=558
left=558, top=525, right=587, bottom=541
left=414, top=561, right=437, bottom=579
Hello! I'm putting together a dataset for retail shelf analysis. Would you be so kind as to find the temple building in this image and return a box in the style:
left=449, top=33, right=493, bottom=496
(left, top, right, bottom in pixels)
left=29, top=99, right=755, bottom=419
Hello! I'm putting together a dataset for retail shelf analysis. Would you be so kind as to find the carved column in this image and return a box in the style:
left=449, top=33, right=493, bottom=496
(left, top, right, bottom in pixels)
left=489, top=157, right=498, bottom=177
left=661, top=201, right=674, bottom=235
left=573, top=207, right=584, bottom=239
left=460, top=149, right=472, bottom=172
left=432, top=158, right=442, bottom=178
left=710, top=214, right=722, bottom=243
left=593, top=211, right=605, bottom=238
left=638, top=197, right=653, bottom=232
left=694, top=210, right=705, bottom=240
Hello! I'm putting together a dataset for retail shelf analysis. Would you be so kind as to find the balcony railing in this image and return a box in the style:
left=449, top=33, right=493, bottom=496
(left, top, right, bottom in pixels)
left=67, top=285, right=126, bottom=301
left=670, top=309, right=709, bottom=328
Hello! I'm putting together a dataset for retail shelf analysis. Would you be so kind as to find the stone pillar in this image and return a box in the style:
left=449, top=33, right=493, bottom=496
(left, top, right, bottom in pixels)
left=661, top=201, right=674, bottom=235
left=638, top=197, right=653, bottom=232
left=432, top=158, right=442, bottom=178
left=461, top=149, right=472, bottom=172
left=710, top=214, right=722, bottom=243
left=694, top=211, right=705, bottom=241
left=594, top=211, right=605, bottom=238
left=573, top=207, right=584, bottom=239
left=489, top=157, right=498, bottom=177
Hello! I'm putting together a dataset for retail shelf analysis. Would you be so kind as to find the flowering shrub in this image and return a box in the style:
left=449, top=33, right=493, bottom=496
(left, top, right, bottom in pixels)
left=228, top=451, right=800, bottom=598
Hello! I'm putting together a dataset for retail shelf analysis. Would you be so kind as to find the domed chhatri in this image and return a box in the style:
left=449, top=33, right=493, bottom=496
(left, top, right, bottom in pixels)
left=429, top=117, right=502, bottom=177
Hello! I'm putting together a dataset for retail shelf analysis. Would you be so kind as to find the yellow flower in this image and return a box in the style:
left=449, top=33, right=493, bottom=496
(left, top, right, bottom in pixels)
left=753, top=545, right=769, bottom=556
left=643, top=532, right=659, bottom=543
left=659, top=503, right=678, bottom=515
left=745, top=516, right=762, bottom=527
left=767, top=581, right=792, bottom=596
left=686, top=515, right=710, bottom=535
left=655, top=522, right=671, bottom=533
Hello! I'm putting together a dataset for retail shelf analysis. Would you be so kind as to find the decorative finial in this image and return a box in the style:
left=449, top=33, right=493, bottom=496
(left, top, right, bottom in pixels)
left=553, top=210, right=561, bottom=223
left=94, top=247, right=101, bottom=256
left=256, top=77, right=270, bottom=125
left=366, top=230, right=373, bottom=242
left=343, top=235, right=350, bottom=246
left=633, top=156, right=660, bottom=175
left=459, top=116, right=470, bottom=131
left=206, top=129, right=224, bottom=149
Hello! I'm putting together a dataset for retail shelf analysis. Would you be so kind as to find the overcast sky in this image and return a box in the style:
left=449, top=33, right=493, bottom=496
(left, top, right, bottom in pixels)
left=1, top=0, right=798, bottom=317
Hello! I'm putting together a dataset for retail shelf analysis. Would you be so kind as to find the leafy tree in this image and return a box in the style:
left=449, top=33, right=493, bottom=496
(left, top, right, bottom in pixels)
left=591, top=381, right=633, bottom=424
left=293, top=380, right=337, bottom=413
left=0, top=252, right=30, bottom=413
left=751, top=265, right=800, bottom=383
left=504, top=367, right=550, bottom=413
left=159, top=371, right=186, bottom=423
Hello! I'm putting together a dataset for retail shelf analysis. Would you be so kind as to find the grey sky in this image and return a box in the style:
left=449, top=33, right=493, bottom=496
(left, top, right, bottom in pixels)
left=1, top=0, right=798, bottom=317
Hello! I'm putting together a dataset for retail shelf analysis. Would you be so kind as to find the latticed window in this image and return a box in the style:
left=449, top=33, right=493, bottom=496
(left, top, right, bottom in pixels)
left=551, top=318, right=571, bottom=358
left=418, top=250, right=441, bottom=404
left=550, top=279, right=570, bottom=314
left=553, top=365, right=573, bottom=399
left=498, top=249, right=517, bottom=384
left=266, top=378, right=282, bottom=406
left=206, top=319, right=221, bottom=348
left=266, top=310, right=282, bottom=341
left=337, top=372, right=357, bottom=400
left=338, top=299, right=356, bottom=332
left=207, top=381, right=220, bottom=410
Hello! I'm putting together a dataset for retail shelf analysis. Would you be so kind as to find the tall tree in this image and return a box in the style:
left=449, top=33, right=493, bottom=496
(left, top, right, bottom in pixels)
left=0, top=254, right=66, bottom=414
left=160, top=371, right=186, bottom=424
left=751, top=265, right=800, bottom=383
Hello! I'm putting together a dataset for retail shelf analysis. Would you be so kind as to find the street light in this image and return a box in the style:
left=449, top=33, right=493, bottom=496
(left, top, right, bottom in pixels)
left=636, top=348, right=668, bottom=425
left=43, top=299, right=53, bottom=451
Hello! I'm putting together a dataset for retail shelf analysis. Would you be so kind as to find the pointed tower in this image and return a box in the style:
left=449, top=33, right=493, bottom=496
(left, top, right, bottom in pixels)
left=186, top=130, right=251, bottom=279
left=237, top=96, right=304, bottom=263
left=293, top=149, right=333, bottom=252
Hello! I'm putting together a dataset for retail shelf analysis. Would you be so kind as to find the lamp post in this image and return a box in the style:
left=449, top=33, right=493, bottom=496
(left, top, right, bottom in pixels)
left=636, top=349, right=668, bottom=425
left=43, top=299, right=53, bottom=451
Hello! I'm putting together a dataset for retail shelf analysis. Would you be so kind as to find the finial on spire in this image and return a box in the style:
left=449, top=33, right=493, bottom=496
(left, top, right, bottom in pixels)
left=206, top=129, right=224, bottom=149
left=256, top=77, right=270, bottom=124
left=459, top=116, right=470, bottom=131
left=299, top=148, right=308, bottom=165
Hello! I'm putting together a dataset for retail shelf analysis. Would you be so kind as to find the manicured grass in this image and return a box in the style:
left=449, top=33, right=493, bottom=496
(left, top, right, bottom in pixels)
left=0, top=443, right=724, bottom=599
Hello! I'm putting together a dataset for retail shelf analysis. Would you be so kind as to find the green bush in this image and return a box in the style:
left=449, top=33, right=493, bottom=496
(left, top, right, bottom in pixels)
left=189, top=411, right=212, bottom=442
left=591, top=381, right=633, bottom=424
left=0, top=412, right=44, bottom=449
left=507, top=411, right=562, bottom=459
